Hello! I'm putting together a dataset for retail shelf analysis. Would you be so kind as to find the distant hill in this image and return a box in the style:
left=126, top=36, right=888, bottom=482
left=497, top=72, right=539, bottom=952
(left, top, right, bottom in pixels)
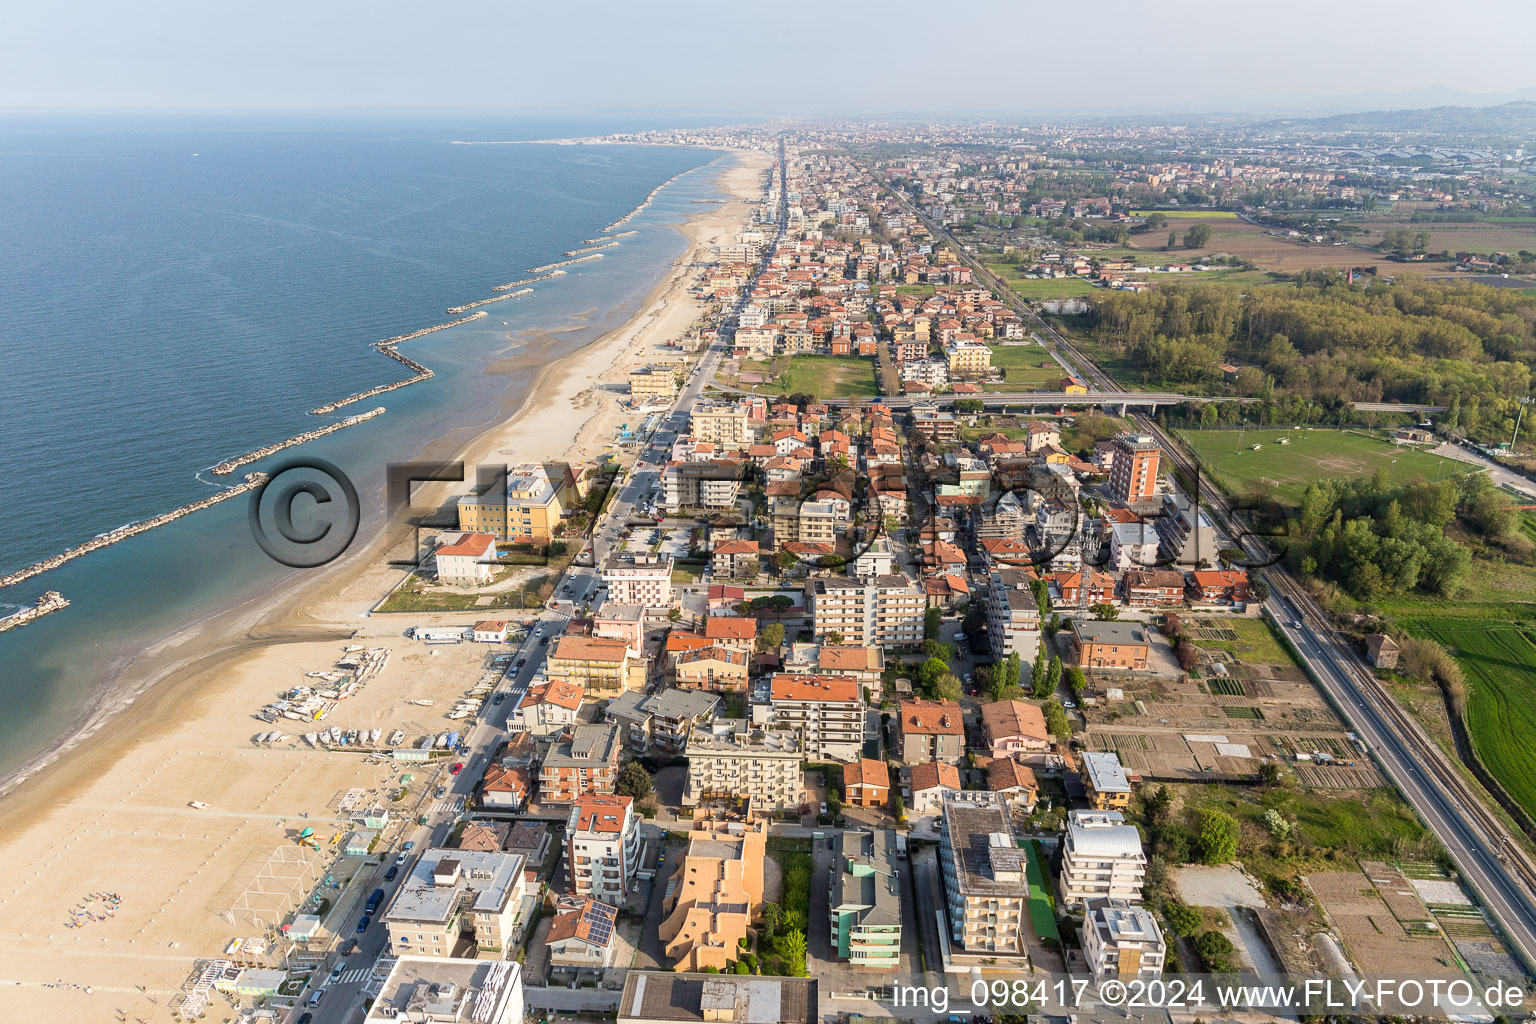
left=1265, top=100, right=1536, bottom=138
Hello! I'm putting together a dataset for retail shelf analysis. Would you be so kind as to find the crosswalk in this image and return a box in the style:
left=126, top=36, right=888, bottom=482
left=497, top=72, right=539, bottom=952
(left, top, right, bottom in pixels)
left=429, top=798, right=463, bottom=816
left=337, top=966, right=370, bottom=985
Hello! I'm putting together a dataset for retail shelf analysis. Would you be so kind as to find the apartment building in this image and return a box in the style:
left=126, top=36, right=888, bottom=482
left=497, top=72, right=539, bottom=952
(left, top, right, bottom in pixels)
left=629, top=365, right=679, bottom=401
left=937, top=792, right=1029, bottom=956
left=1108, top=434, right=1161, bottom=504
left=1071, top=620, right=1151, bottom=671
left=830, top=830, right=902, bottom=969
left=658, top=814, right=768, bottom=973
left=539, top=723, right=622, bottom=804
left=365, top=958, right=524, bottom=1024
left=1082, top=751, right=1133, bottom=811
left=985, top=567, right=1042, bottom=664
left=457, top=462, right=567, bottom=544
left=672, top=645, right=749, bottom=692
left=547, top=636, right=631, bottom=693
left=1156, top=492, right=1218, bottom=567
left=565, top=794, right=641, bottom=902
left=605, top=687, right=719, bottom=755
left=1083, top=898, right=1166, bottom=978
left=383, top=848, right=529, bottom=959
left=797, top=495, right=851, bottom=546
left=682, top=720, right=802, bottom=810
left=810, top=574, right=925, bottom=648
left=908, top=761, right=962, bottom=816
left=662, top=461, right=742, bottom=512
left=1058, top=810, right=1147, bottom=907
left=509, top=680, right=583, bottom=738
left=779, top=643, right=885, bottom=686
left=689, top=401, right=756, bottom=447
left=895, top=700, right=965, bottom=764
left=944, top=339, right=993, bottom=380
left=756, top=674, right=864, bottom=762
left=602, top=551, right=675, bottom=610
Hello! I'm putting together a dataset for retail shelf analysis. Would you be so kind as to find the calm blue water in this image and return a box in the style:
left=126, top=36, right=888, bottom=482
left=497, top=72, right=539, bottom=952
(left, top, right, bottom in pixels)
left=0, top=120, right=726, bottom=786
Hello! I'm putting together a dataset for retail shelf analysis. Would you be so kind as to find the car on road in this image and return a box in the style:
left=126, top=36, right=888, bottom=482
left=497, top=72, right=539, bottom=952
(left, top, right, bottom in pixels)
left=450, top=762, right=464, bottom=775
left=308, top=988, right=327, bottom=1008
left=404, top=841, right=416, bottom=853
left=1062, top=700, right=1077, bottom=709
left=328, top=961, right=347, bottom=984
left=355, top=914, right=371, bottom=933
left=340, top=938, right=358, bottom=955
left=817, top=774, right=826, bottom=787
left=296, top=1014, right=313, bottom=1024
left=384, top=864, right=398, bottom=881
left=515, top=658, right=526, bottom=668
left=819, top=802, right=829, bottom=816
left=539, top=637, right=549, bottom=646
left=393, top=852, right=408, bottom=866
left=435, top=785, right=447, bottom=799
left=492, top=693, right=505, bottom=705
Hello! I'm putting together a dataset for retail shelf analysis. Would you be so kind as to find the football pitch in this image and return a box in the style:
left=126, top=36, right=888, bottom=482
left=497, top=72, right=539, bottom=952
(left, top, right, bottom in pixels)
left=1177, top=428, right=1471, bottom=506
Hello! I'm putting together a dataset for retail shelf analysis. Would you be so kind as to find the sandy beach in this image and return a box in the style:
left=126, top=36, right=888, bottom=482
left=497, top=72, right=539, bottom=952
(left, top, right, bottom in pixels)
left=0, top=147, right=770, bottom=1022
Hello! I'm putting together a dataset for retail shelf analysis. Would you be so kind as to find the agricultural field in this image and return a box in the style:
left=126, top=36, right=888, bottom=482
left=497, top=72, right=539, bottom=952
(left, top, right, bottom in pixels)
left=1176, top=428, right=1471, bottom=507
left=1350, top=216, right=1536, bottom=257
left=986, top=343, right=1062, bottom=388
left=1125, top=214, right=1455, bottom=277
left=1398, top=616, right=1536, bottom=822
left=1131, top=209, right=1240, bottom=219
left=756, top=354, right=878, bottom=400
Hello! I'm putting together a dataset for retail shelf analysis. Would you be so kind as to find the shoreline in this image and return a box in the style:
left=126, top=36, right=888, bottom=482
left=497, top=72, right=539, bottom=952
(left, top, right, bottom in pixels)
left=0, top=149, right=757, bottom=810
left=0, top=148, right=767, bottom=1018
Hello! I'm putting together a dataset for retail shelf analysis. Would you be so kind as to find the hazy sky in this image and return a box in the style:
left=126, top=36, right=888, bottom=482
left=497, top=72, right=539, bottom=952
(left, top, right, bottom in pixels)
left=5, top=0, right=1535, bottom=119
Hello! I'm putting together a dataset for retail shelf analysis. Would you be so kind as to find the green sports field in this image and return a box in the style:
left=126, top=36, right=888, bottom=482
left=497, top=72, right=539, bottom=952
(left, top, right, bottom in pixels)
left=1177, top=428, right=1471, bottom=507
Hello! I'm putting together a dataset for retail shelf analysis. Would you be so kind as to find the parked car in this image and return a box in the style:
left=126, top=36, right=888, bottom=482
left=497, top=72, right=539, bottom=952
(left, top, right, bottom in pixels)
left=355, top=914, right=371, bottom=933
left=384, top=864, right=399, bottom=881
left=450, top=762, right=464, bottom=775
left=308, top=988, right=327, bottom=1008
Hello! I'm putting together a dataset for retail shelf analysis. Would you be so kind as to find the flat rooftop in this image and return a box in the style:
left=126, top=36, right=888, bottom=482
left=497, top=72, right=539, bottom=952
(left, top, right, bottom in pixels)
left=384, top=848, right=526, bottom=925
left=366, top=957, right=522, bottom=1024
left=941, top=792, right=1029, bottom=898
left=618, top=971, right=817, bottom=1024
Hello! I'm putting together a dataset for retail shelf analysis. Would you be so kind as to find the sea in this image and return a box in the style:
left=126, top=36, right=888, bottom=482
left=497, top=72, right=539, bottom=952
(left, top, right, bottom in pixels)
left=0, top=117, right=729, bottom=791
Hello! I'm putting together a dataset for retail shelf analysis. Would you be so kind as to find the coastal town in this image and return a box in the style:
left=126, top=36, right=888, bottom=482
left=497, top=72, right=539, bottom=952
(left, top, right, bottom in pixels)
left=9, top=112, right=1536, bottom=1024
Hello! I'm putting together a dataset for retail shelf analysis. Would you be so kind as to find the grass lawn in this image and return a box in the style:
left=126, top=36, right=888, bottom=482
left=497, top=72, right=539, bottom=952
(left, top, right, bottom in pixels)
left=1395, top=616, right=1536, bottom=822
left=1023, top=840, right=1060, bottom=943
left=1176, top=428, right=1472, bottom=508
left=1050, top=326, right=1199, bottom=394
left=982, top=263, right=1100, bottom=299
left=766, top=355, right=879, bottom=400
left=987, top=343, right=1062, bottom=388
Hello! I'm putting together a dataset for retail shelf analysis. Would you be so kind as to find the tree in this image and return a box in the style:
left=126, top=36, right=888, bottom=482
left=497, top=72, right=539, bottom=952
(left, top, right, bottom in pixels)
left=1163, top=900, right=1202, bottom=937
left=1185, top=223, right=1213, bottom=249
left=757, top=621, right=785, bottom=652
left=1257, top=760, right=1285, bottom=787
left=1046, top=657, right=1062, bottom=691
left=1030, top=648, right=1051, bottom=699
left=1166, top=231, right=1177, bottom=251
left=932, top=673, right=964, bottom=702
left=616, top=760, right=654, bottom=801
left=1064, top=665, right=1085, bottom=698
left=1043, top=698, right=1072, bottom=740
left=924, top=606, right=943, bottom=642
left=1194, top=930, right=1239, bottom=972
left=775, top=549, right=799, bottom=572
left=1195, top=808, right=1240, bottom=864
left=777, top=928, right=808, bottom=976
left=892, top=794, right=906, bottom=823
left=1090, top=602, right=1119, bottom=621
left=825, top=631, right=844, bottom=645
left=1144, top=212, right=1168, bottom=230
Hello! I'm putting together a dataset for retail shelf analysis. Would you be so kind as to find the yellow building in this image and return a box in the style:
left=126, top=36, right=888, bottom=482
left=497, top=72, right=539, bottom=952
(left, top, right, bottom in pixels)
left=689, top=401, right=755, bottom=447
left=629, top=366, right=679, bottom=401
left=944, top=339, right=993, bottom=381
left=548, top=636, right=632, bottom=693
left=457, top=462, right=566, bottom=544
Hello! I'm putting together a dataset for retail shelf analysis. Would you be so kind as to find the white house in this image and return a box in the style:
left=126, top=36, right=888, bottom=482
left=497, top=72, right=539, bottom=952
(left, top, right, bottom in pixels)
left=435, top=532, right=499, bottom=585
